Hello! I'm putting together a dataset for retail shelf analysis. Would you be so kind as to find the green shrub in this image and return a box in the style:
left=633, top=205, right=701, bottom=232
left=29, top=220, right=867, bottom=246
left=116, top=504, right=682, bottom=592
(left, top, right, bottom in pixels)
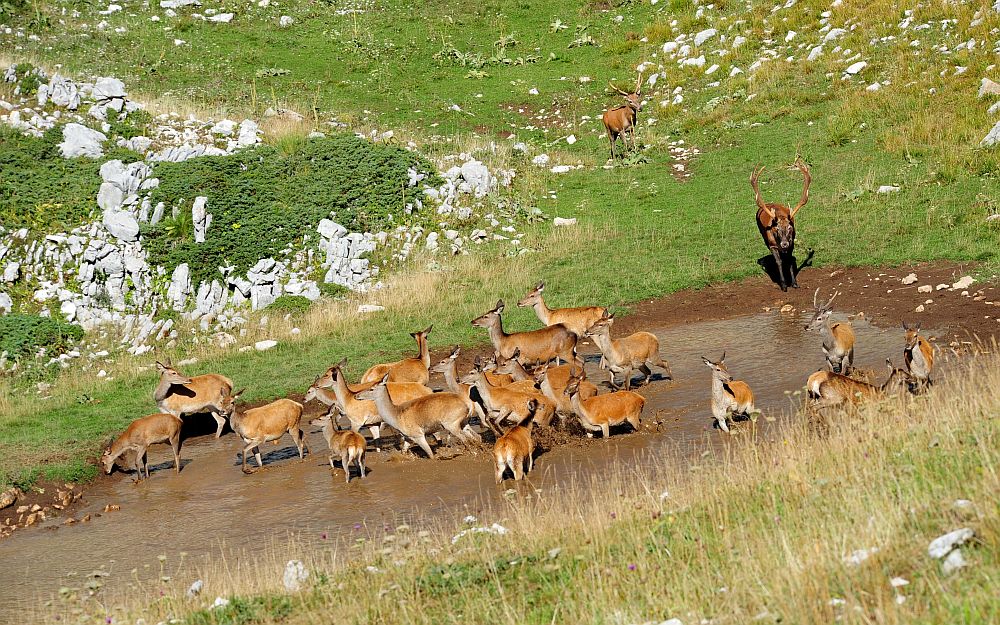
left=141, top=133, right=440, bottom=285
left=107, top=109, right=153, bottom=140
left=317, top=282, right=351, bottom=298
left=266, top=295, right=312, bottom=315
left=0, top=126, right=102, bottom=230
left=0, top=313, right=84, bottom=360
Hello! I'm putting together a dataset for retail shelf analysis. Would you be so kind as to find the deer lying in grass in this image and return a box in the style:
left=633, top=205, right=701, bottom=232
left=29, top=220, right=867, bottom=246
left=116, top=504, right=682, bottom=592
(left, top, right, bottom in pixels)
left=585, top=312, right=672, bottom=390
left=751, top=159, right=811, bottom=291
left=471, top=357, right=557, bottom=428
left=219, top=392, right=309, bottom=473
left=357, top=325, right=434, bottom=385
left=154, top=360, right=233, bottom=438
left=903, top=322, right=934, bottom=389
left=701, top=354, right=756, bottom=433
left=472, top=300, right=580, bottom=368
left=101, top=413, right=183, bottom=481
left=602, top=71, right=643, bottom=160
left=313, top=359, right=433, bottom=440
left=562, top=374, right=644, bottom=438
left=493, top=400, right=537, bottom=483
left=807, top=359, right=913, bottom=408
left=536, top=363, right=598, bottom=416
left=517, top=282, right=607, bottom=338
left=358, top=375, right=478, bottom=459
left=309, top=415, right=366, bottom=483
left=430, top=346, right=487, bottom=421
left=805, top=289, right=856, bottom=375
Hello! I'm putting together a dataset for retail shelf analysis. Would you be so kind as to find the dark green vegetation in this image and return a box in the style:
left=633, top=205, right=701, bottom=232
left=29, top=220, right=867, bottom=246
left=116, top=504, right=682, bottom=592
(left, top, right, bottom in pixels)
left=265, top=295, right=313, bottom=315
left=0, top=313, right=83, bottom=361
left=141, top=134, right=439, bottom=284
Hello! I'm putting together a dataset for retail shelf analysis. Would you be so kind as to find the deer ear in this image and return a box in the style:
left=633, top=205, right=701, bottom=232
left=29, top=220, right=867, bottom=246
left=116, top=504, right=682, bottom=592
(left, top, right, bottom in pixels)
left=512, top=347, right=520, bottom=359
left=701, top=357, right=712, bottom=366
left=496, top=300, right=505, bottom=313
left=337, top=357, right=348, bottom=368
left=914, top=321, right=920, bottom=331
left=380, top=373, right=391, bottom=385
left=450, top=345, right=461, bottom=358
left=232, top=388, right=246, bottom=400
left=720, top=351, right=726, bottom=363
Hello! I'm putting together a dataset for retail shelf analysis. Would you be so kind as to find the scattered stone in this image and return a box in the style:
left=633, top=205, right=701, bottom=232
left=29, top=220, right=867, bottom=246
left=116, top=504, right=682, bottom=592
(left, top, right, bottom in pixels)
left=952, top=276, right=975, bottom=290
left=283, top=560, right=309, bottom=592
left=843, top=547, right=878, bottom=566
left=928, top=528, right=974, bottom=559
left=254, top=339, right=278, bottom=351
left=901, top=273, right=918, bottom=285
left=942, top=549, right=968, bottom=574
left=845, top=61, right=868, bottom=75
left=103, top=210, right=140, bottom=242
left=58, top=123, right=107, bottom=158
left=917, top=285, right=933, bottom=294
left=877, top=185, right=900, bottom=193
left=0, top=488, right=19, bottom=510
left=279, top=15, right=294, bottom=27
left=694, top=28, right=717, bottom=47
left=935, top=283, right=949, bottom=291
left=915, top=304, right=925, bottom=312
left=187, top=579, right=203, bottom=598
left=207, top=12, right=234, bottom=23
left=979, top=78, right=1000, bottom=98
left=981, top=120, right=1000, bottom=147
left=552, top=217, right=577, bottom=227
left=357, top=304, right=385, bottom=313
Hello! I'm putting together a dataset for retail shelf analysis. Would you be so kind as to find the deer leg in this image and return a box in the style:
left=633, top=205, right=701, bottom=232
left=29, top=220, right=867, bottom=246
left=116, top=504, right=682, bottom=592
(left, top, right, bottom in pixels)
left=639, top=363, right=653, bottom=386
left=770, top=248, right=787, bottom=290
left=328, top=454, right=336, bottom=470
left=211, top=412, right=226, bottom=439
left=170, top=432, right=182, bottom=473
left=340, top=452, right=351, bottom=483
left=513, top=457, right=524, bottom=481
left=621, top=366, right=634, bottom=391
left=846, top=348, right=855, bottom=375
left=601, top=423, right=611, bottom=439
left=715, top=409, right=731, bottom=433
left=527, top=451, right=534, bottom=473
left=607, top=129, right=616, bottom=160
left=413, top=434, right=435, bottom=459
left=357, top=451, right=366, bottom=478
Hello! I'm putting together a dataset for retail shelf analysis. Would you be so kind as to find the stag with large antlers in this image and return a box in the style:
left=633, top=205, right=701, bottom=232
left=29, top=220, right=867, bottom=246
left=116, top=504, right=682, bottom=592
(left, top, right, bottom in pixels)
left=804, top=288, right=856, bottom=375
left=751, top=159, right=811, bottom=291
left=602, top=70, right=643, bottom=160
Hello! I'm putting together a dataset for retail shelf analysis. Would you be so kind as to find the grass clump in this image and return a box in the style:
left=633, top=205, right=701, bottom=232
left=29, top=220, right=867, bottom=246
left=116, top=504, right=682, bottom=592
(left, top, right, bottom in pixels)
left=265, top=295, right=312, bottom=315
left=0, top=313, right=84, bottom=360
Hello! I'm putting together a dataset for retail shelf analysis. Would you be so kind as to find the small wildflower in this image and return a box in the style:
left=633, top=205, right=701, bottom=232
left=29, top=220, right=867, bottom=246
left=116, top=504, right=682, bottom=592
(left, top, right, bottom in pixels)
left=628, top=563, right=637, bottom=571
left=321, top=532, right=328, bottom=540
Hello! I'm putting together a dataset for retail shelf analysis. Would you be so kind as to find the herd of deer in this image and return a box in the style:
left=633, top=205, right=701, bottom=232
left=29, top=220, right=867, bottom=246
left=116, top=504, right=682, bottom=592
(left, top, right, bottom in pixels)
left=100, top=275, right=935, bottom=486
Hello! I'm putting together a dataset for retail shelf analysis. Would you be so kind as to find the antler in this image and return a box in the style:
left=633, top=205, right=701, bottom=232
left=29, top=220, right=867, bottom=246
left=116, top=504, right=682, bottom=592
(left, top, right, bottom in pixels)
left=813, top=287, right=820, bottom=309
left=791, top=159, right=811, bottom=218
left=635, top=70, right=644, bottom=96
left=824, top=290, right=840, bottom=309
left=609, top=81, right=630, bottom=96
left=750, top=165, right=775, bottom=219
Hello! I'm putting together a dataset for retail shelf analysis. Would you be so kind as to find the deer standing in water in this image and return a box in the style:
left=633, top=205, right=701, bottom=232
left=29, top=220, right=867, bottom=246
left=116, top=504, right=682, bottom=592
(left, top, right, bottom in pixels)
left=807, top=359, right=913, bottom=408
left=903, top=322, right=934, bottom=390
left=218, top=392, right=309, bottom=473
left=101, top=413, right=183, bottom=481
left=701, top=354, right=756, bottom=433
left=471, top=300, right=580, bottom=368
left=751, top=159, right=811, bottom=291
left=309, top=415, right=367, bottom=483
left=585, top=311, right=672, bottom=390
left=602, top=71, right=643, bottom=160
left=154, top=360, right=233, bottom=438
left=357, top=326, right=433, bottom=385
left=804, top=289, right=856, bottom=375
left=517, top=282, right=607, bottom=338
left=562, top=374, right=644, bottom=438
left=493, top=399, right=537, bottom=483
left=470, top=357, right=557, bottom=428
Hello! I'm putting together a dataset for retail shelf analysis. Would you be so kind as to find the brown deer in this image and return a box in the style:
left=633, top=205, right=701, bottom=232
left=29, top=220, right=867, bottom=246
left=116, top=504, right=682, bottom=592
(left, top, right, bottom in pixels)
left=470, top=357, right=557, bottom=428
left=493, top=400, right=537, bottom=483
left=563, top=374, right=644, bottom=438
left=701, top=354, right=756, bottom=433
left=357, top=325, right=433, bottom=385
left=585, top=311, right=672, bottom=390
left=357, top=375, right=478, bottom=459
left=218, top=393, right=309, bottom=473
left=751, top=159, right=811, bottom=291
left=536, top=363, right=598, bottom=416
left=471, top=300, right=580, bottom=368
left=154, top=360, right=233, bottom=438
left=602, top=71, right=643, bottom=160
left=517, top=282, right=607, bottom=338
left=804, top=289, right=855, bottom=375
left=430, top=346, right=488, bottom=421
left=309, top=415, right=366, bottom=483
left=489, top=349, right=544, bottom=394
left=903, top=322, right=934, bottom=389
left=807, top=359, right=913, bottom=408
left=101, top=413, right=183, bottom=481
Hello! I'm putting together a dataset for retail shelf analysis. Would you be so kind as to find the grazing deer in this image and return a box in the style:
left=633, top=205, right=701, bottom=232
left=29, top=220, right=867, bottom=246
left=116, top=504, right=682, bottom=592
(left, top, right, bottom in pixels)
left=309, top=415, right=366, bottom=483
left=563, top=374, right=644, bottom=438
left=101, top=413, right=183, bottom=481
left=807, top=359, right=913, bottom=408
left=218, top=393, right=309, bottom=473
left=429, top=346, right=487, bottom=420
left=536, top=363, right=598, bottom=416
left=804, top=289, right=856, bottom=375
left=903, top=322, right=934, bottom=389
left=701, top=354, right=756, bottom=433
left=357, top=325, right=433, bottom=385
left=470, top=357, right=557, bottom=428
left=585, top=311, right=672, bottom=390
left=357, top=375, right=478, bottom=459
left=602, top=71, right=643, bottom=160
left=493, top=400, right=537, bottom=483
left=517, top=282, right=607, bottom=338
left=471, top=300, right=580, bottom=368
left=154, top=360, right=233, bottom=438
left=314, top=359, right=432, bottom=441
left=751, top=159, right=811, bottom=291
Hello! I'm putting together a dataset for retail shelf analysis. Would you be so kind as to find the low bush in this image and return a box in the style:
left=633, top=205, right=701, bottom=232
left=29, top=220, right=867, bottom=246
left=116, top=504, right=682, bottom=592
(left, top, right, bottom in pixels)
left=266, top=295, right=312, bottom=315
left=0, top=313, right=84, bottom=360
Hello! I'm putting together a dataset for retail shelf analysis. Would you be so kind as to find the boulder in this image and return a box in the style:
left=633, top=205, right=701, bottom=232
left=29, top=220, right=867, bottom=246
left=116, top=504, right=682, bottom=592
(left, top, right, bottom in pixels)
left=460, top=159, right=494, bottom=197
left=59, top=123, right=107, bottom=158
left=167, top=263, right=191, bottom=309
left=981, top=120, right=1000, bottom=147
left=237, top=119, right=260, bottom=147
left=207, top=12, right=233, bottom=22
left=2, top=262, right=19, bottom=283
left=845, top=61, right=867, bottom=75
left=97, top=182, right=125, bottom=212
left=254, top=339, right=278, bottom=351
left=192, top=196, right=209, bottom=243
left=103, top=211, right=140, bottom=242
left=0, top=292, right=12, bottom=314
left=694, top=28, right=717, bottom=47
left=317, top=219, right=348, bottom=239
left=979, top=77, right=1000, bottom=98
left=92, top=77, right=126, bottom=101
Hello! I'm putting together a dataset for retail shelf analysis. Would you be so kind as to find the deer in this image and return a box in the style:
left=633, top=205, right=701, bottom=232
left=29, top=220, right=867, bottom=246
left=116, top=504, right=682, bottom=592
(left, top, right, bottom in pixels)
left=585, top=311, right=672, bottom=390
left=357, top=325, right=433, bottom=386
left=471, top=300, right=580, bottom=369
left=217, top=392, right=309, bottom=473
left=562, top=374, right=644, bottom=438
left=807, top=359, right=914, bottom=408
left=100, top=413, right=183, bottom=481
left=493, top=399, right=537, bottom=483
left=429, top=346, right=488, bottom=421
left=154, top=360, right=233, bottom=439
left=751, top=159, right=811, bottom=291
left=701, top=354, right=757, bottom=433
left=357, top=375, right=478, bottom=459
left=489, top=349, right=543, bottom=394
left=517, top=282, right=607, bottom=338
left=470, top=357, right=557, bottom=428
left=804, top=289, right=856, bottom=375
left=309, top=415, right=367, bottom=483
left=602, top=70, right=643, bottom=160
left=903, top=322, right=934, bottom=390
left=312, top=359, right=433, bottom=441
left=536, top=362, right=599, bottom=417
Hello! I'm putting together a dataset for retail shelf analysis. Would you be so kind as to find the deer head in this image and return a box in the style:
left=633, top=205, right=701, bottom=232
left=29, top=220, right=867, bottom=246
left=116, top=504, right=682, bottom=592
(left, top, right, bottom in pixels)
left=609, top=70, right=644, bottom=111
left=517, top=282, right=545, bottom=308
left=882, top=358, right=914, bottom=393
left=751, top=159, right=811, bottom=252
left=584, top=310, right=615, bottom=337
left=805, top=288, right=839, bottom=331
left=155, top=360, right=193, bottom=386
left=217, top=387, right=245, bottom=419
left=902, top=321, right=921, bottom=350
left=471, top=300, right=504, bottom=328
left=701, top=353, right=733, bottom=382
left=430, top=345, right=462, bottom=374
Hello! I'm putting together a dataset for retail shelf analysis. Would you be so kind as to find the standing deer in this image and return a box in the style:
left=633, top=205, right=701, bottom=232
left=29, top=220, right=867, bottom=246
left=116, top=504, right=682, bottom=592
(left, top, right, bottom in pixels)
left=309, top=415, right=366, bottom=483
left=471, top=300, right=580, bottom=368
left=154, top=360, right=233, bottom=439
left=603, top=71, right=643, bottom=160
left=493, top=399, right=537, bottom=483
left=804, top=289, right=855, bottom=375
left=469, top=356, right=557, bottom=429
left=701, top=354, right=756, bottom=433
left=751, top=159, right=811, bottom=291
left=357, top=326, right=433, bottom=385
left=429, top=346, right=487, bottom=421
left=903, top=322, right=934, bottom=390
left=807, top=359, right=913, bottom=408
left=517, top=281, right=607, bottom=338
left=218, top=393, right=309, bottom=473
left=562, top=374, right=644, bottom=438
left=585, top=311, right=672, bottom=390
left=101, top=413, right=184, bottom=481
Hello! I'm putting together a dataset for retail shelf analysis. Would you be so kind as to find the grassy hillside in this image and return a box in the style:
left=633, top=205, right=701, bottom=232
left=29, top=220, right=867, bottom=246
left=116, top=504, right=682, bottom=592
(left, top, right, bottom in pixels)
left=1, top=0, right=999, bottom=487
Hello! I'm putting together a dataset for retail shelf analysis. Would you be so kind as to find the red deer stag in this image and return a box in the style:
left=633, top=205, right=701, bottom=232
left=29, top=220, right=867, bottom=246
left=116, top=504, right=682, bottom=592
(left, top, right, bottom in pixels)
left=751, top=159, right=811, bottom=291
left=602, top=71, right=643, bottom=160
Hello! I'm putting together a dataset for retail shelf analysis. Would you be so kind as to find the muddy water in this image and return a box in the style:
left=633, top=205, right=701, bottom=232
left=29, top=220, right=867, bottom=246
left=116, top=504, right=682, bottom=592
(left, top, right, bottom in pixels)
left=0, top=311, right=912, bottom=609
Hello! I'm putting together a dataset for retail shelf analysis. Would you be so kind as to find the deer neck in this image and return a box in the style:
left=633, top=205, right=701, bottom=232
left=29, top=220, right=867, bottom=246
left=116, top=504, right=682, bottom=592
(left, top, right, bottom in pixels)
left=153, top=375, right=174, bottom=402
left=531, top=297, right=554, bottom=325
left=505, top=359, right=532, bottom=382
left=486, top=316, right=509, bottom=354
left=371, top=384, right=404, bottom=428
left=229, top=409, right=244, bottom=436
left=590, top=329, right=619, bottom=363
left=315, top=386, right=338, bottom=407
left=417, top=335, right=430, bottom=369
left=441, top=360, right=466, bottom=396
left=472, top=371, right=498, bottom=406
left=711, top=375, right=729, bottom=406
left=568, top=390, right=590, bottom=422
left=878, top=371, right=903, bottom=395
left=331, top=371, right=359, bottom=411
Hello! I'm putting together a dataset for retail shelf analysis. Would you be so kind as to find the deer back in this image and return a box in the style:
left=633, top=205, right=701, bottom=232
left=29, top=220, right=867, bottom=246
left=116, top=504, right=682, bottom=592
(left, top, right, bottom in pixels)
left=238, top=399, right=303, bottom=439
left=158, top=373, right=233, bottom=415
left=498, top=324, right=577, bottom=365
left=577, top=391, right=645, bottom=426
left=398, top=392, right=470, bottom=429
